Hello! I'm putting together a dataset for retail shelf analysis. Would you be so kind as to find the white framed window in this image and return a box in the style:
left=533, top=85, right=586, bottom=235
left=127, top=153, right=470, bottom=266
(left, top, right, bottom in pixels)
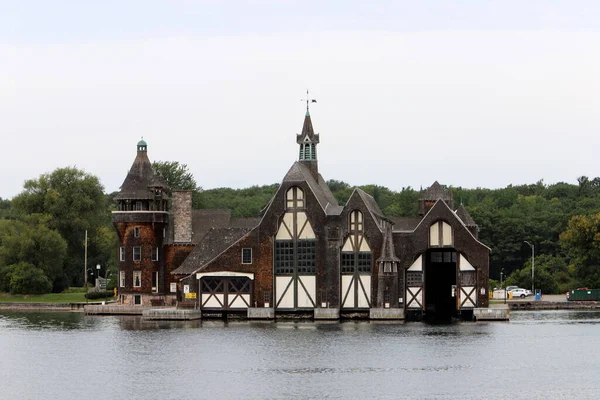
left=119, top=247, right=125, bottom=262
left=119, top=271, right=125, bottom=288
left=133, top=271, right=141, bottom=288
left=134, top=227, right=140, bottom=237
left=151, top=247, right=158, bottom=261
left=242, top=248, right=252, bottom=264
left=170, top=282, right=177, bottom=293
left=133, top=246, right=141, bottom=261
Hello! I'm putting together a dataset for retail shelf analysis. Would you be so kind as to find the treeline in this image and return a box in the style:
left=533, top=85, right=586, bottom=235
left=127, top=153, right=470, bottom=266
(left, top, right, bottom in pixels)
left=3, top=161, right=600, bottom=295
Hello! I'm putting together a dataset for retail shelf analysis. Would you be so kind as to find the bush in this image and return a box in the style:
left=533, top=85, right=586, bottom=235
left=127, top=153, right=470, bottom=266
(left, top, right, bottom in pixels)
left=8, top=262, right=52, bottom=294
left=85, top=290, right=114, bottom=300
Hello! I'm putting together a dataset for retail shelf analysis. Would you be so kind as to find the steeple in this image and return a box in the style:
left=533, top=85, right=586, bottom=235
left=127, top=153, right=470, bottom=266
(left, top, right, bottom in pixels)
left=296, top=108, right=320, bottom=180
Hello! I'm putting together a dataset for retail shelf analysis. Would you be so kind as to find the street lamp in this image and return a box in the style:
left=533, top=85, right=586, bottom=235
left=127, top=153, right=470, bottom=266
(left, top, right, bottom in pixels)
left=524, top=241, right=535, bottom=294
left=96, top=264, right=101, bottom=289
left=500, top=268, right=506, bottom=303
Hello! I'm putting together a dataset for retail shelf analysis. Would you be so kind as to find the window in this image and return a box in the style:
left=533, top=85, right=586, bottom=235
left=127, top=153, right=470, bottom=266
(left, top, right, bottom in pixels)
left=119, top=271, right=125, bottom=288
left=134, top=227, right=140, bottom=237
left=350, top=210, right=363, bottom=232
left=134, top=295, right=141, bottom=305
left=242, top=248, right=252, bottom=264
left=286, top=187, right=304, bottom=209
left=119, top=247, right=125, bottom=262
left=133, top=246, right=141, bottom=261
left=341, top=253, right=355, bottom=274
left=275, top=241, right=294, bottom=274
left=263, top=291, right=271, bottom=304
left=152, top=271, right=158, bottom=292
left=357, top=252, right=372, bottom=273
left=151, top=247, right=158, bottom=261
left=296, top=240, right=316, bottom=274
left=170, top=282, right=177, bottom=293
left=135, top=201, right=142, bottom=211
left=133, top=271, right=141, bottom=288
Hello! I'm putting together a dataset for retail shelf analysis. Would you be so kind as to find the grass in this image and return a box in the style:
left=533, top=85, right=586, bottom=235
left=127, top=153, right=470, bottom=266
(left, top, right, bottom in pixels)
left=0, top=290, right=116, bottom=303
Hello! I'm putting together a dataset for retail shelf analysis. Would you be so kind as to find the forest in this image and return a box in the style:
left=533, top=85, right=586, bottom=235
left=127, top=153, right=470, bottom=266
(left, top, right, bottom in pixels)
left=2, top=163, right=600, bottom=295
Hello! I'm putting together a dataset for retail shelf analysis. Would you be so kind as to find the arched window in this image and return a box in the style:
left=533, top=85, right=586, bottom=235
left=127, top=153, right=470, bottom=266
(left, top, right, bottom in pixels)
left=286, top=186, right=304, bottom=209
left=349, top=210, right=363, bottom=232
left=429, top=220, right=453, bottom=247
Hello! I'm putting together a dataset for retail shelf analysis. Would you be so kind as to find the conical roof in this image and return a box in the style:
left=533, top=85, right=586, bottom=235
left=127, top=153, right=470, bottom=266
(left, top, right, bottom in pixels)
left=114, top=142, right=170, bottom=200
left=296, top=113, right=319, bottom=144
left=377, top=220, right=401, bottom=263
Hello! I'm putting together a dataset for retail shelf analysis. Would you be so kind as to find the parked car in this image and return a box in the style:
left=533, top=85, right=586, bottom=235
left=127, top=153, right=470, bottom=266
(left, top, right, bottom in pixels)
left=510, top=288, right=533, bottom=298
left=505, top=286, right=519, bottom=292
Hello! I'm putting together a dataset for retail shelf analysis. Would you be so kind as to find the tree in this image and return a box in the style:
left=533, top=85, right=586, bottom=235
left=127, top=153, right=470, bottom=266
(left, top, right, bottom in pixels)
left=5, top=262, right=52, bottom=294
left=0, top=217, right=67, bottom=293
left=560, top=213, right=600, bottom=288
left=11, top=167, right=106, bottom=287
left=152, top=161, right=199, bottom=191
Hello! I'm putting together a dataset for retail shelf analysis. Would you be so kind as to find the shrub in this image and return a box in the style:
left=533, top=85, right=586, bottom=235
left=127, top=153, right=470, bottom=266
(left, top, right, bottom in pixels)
left=85, top=290, right=114, bottom=300
left=8, top=262, right=52, bottom=294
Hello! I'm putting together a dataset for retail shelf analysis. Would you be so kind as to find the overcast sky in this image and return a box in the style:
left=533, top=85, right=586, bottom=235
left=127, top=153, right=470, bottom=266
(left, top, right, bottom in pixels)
left=1, top=1, right=599, bottom=199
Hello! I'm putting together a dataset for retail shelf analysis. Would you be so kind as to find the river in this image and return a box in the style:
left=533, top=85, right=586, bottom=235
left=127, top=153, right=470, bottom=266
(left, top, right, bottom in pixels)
left=1, top=310, right=599, bottom=399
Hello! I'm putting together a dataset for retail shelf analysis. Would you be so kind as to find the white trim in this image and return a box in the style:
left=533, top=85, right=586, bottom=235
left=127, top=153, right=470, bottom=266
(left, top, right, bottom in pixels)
left=196, top=271, right=255, bottom=280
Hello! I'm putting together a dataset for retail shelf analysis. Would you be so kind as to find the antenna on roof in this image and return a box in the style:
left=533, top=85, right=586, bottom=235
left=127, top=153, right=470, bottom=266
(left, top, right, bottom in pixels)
left=301, top=89, right=317, bottom=115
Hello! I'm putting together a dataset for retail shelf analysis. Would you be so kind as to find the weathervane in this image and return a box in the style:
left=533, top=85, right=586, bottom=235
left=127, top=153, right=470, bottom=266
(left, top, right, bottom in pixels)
left=301, top=89, right=317, bottom=113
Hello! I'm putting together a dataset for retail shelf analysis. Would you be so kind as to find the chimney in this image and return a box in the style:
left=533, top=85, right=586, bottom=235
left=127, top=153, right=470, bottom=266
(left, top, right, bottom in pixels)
left=172, top=191, right=192, bottom=243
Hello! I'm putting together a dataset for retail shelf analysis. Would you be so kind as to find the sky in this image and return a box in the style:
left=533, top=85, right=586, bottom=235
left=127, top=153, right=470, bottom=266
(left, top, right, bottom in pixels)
left=1, top=1, right=600, bottom=199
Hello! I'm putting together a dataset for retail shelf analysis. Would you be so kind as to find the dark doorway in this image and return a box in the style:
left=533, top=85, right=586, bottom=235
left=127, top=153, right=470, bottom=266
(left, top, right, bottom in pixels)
left=425, top=249, right=457, bottom=318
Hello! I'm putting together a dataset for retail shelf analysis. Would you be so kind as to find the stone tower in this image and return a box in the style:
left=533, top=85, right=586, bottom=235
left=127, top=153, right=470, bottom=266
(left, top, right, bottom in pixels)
left=112, top=139, right=171, bottom=306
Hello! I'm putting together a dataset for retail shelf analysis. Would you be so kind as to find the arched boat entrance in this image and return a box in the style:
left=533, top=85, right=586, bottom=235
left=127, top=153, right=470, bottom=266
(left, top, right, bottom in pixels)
left=425, top=249, right=457, bottom=318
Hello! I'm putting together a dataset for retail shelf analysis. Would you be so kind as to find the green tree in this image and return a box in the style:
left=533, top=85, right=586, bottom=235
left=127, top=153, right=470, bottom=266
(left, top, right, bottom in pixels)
left=11, top=167, right=106, bottom=287
left=0, top=217, right=68, bottom=292
left=560, top=213, right=600, bottom=288
left=6, top=262, right=53, bottom=294
left=152, top=161, right=199, bottom=190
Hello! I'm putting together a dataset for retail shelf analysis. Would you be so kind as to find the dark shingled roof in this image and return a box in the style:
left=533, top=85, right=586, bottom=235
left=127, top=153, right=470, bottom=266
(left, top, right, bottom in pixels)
left=282, top=162, right=341, bottom=215
left=171, top=227, right=252, bottom=275
left=455, top=204, right=477, bottom=227
left=114, top=148, right=169, bottom=200
left=421, top=181, right=452, bottom=201
left=296, top=113, right=320, bottom=144
left=389, top=216, right=422, bottom=232
left=354, top=188, right=386, bottom=225
left=377, top=220, right=401, bottom=263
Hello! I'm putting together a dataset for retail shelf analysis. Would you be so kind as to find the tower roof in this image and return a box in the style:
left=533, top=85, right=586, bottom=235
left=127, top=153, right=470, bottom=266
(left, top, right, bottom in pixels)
left=114, top=140, right=170, bottom=200
left=376, top=220, right=401, bottom=263
left=296, top=113, right=320, bottom=144
left=420, top=181, right=453, bottom=201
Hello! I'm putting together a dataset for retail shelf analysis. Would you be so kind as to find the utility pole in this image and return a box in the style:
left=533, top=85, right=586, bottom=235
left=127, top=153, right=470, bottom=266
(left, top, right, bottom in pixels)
left=84, top=230, right=88, bottom=288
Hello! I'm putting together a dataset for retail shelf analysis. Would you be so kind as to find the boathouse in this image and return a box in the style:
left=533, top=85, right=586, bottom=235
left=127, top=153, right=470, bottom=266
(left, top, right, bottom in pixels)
left=113, top=109, right=490, bottom=319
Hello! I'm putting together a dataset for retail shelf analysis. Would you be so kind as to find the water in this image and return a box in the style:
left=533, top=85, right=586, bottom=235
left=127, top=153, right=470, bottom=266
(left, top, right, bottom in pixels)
left=1, top=310, right=599, bottom=400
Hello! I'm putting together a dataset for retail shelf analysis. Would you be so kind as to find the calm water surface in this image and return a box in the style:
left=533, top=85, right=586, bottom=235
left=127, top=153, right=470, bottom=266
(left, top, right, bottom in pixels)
left=1, top=310, right=599, bottom=400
